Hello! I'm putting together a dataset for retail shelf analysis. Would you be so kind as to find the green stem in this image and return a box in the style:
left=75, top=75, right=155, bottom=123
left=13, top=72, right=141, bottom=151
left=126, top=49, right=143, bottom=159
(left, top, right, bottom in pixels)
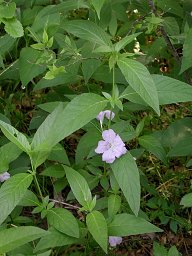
left=34, top=173, right=43, bottom=201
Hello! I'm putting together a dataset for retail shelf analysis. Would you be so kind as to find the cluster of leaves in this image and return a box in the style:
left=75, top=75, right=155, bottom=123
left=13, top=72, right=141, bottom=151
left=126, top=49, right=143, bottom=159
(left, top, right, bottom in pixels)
left=0, top=0, right=192, bottom=255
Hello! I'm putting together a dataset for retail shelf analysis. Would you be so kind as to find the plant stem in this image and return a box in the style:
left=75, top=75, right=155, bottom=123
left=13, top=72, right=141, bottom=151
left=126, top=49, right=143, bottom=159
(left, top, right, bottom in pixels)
left=34, top=173, right=43, bottom=201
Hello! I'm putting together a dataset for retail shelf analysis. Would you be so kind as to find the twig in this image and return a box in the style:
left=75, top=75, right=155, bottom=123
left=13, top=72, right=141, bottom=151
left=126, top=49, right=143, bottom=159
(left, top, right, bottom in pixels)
left=147, top=0, right=192, bottom=85
left=50, top=199, right=80, bottom=210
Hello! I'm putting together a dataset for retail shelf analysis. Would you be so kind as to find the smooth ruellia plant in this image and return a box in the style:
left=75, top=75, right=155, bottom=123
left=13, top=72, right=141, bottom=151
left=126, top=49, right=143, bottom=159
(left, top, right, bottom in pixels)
left=0, top=0, right=192, bottom=255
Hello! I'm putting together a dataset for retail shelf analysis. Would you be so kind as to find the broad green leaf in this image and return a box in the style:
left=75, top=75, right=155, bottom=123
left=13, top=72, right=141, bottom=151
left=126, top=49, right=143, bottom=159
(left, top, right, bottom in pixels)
left=108, top=213, right=162, bottom=236
left=4, top=18, right=24, bottom=38
left=0, top=120, right=30, bottom=153
left=0, top=34, right=15, bottom=56
left=168, top=245, right=180, bottom=256
left=180, top=28, right=192, bottom=74
left=0, top=2, right=16, bottom=18
left=0, top=226, right=47, bottom=254
left=111, top=152, right=140, bottom=216
left=180, top=193, right=192, bottom=207
left=48, top=143, right=70, bottom=165
left=63, top=20, right=112, bottom=47
left=82, top=59, right=101, bottom=84
left=153, top=242, right=168, bottom=256
left=153, top=75, right=192, bottom=104
left=75, top=130, right=101, bottom=166
left=156, top=0, right=183, bottom=18
left=114, top=33, right=141, bottom=52
left=117, top=57, right=160, bottom=115
left=0, top=142, right=21, bottom=174
left=34, top=72, right=80, bottom=91
left=18, top=190, right=39, bottom=207
left=41, top=164, right=65, bottom=178
left=47, top=208, right=79, bottom=238
left=31, top=94, right=107, bottom=151
left=0, top=173, right=33, bottom=224
left=90, top=0, right=106, bottom=19
left=108, top=194, right=121, bottom=218
left=34, top=228, right=79, bottom=252
left=138, top=135, right=168, bottom=164
left=86, top=211, right=108, bottom=253
left=163, top=17, right=179, bottom=36
left=167, top=136, right=192, bottom=157
left=65, top=166, right=92, bottom=207
left=19, top=47, right=46, bottom=87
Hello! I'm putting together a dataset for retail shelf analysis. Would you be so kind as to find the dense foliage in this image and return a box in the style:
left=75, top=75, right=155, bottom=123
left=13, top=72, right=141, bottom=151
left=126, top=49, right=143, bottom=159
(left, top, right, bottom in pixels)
left=0, top=0, right=192, bottom=255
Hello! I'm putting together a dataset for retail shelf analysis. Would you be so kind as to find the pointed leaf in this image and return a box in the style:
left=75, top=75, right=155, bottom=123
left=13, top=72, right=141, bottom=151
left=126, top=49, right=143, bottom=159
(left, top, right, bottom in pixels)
left=0, top=173, right=33, bottom=225
left=0, top=226, right=47, bottom=254
left=180, top=28, right=192, bottom=74
left=0, top=120, right=31, bottom=153
left=115, top=33, right=141, bottom=52
left=86, top=211, right=108, bottom=253
left=65, top=166, right=92, bottom=207
left=4, top=18, right=24, bottom=38
left=111, top=152, right=140, bottom=216
left=63, top=20, right=112, bottom=47
left=47, top=208, right=79, bottom=238
left=108, top=213, right=162, bottom=236
left=108, top=194, right=121, bottom=218
left=31, top=94, right=107, bottom=151
left=90, top=0, right=106, bottom=19
left=117, top=57, right=160, bottom=115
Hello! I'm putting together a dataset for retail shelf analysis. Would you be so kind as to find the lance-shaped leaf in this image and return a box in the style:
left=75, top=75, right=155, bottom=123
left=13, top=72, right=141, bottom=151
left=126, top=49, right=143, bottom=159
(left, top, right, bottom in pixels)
left=0, top=173, right=33, bottom=225
left=31, top=93, right=107, bottom=151
left=86, top=211, right=108, bottom=253
left=0, top=226, right=47, bottom=254
left=180, top=28, right=192, bottom=74
left=108, top=213, right=162, bottom=236
left=111, top=152, right=140, bottom=216
left=63, top=20, right=112, bottom=47
left=0, top=120, right=31, bottom=153
left=65, top=166, right=92, bottom=207
left=117, top=57, right=160, bottom=115
left=47, top=208, right=79, bottom=238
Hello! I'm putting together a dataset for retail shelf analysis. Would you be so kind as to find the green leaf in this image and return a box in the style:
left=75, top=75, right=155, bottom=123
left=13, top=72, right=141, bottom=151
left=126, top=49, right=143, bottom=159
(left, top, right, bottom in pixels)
left=18, top=190, right=39, bottom=207
left=180, top=28, right=192, bottom=74
left=168, top=245, right=180, bottom=256
left=152, top=75, right=192, bottom=104
left=65, top=166, right=92, bottom=208
left=19, top=47, right=46, bottom=87
left=41, top=164, right=65, bottom=178
left=168, top=136, right=192, bottom=157
left=0, top=120, right=31, bottom=153
left=31, top=94, right=107, bottom=151
left=48, top=143, right=70, bottom=165
left=0, top=226, right=47, bottom=254
left=86, top=211, right=108, bottom=253
left=108, top=213, right=162, bottom=236
left=0, top=2, right=16, bottom=18
left=114, top=33, right=141, bottom=52
left=47, top=208, right=79, bottom=238
left=82, top=59, right=101, bottom=84
left=153, top=242, right=168, bottom=256
left=108, top=194, right=121, bottom=218
left=111, top=152, right=140, bottom=216
left=138, top=135, right=168, bottom=164
left=163, top=17, right=179, bottom=36
left=117, top=57, right=160, bottom=115
left=0, top=142, right=21, bottom=174
left=90, top=0, right=106, bottom=19
left=64, top=20, right=112, bottom=47
left=34, top=228, right=79, bottom=252
left=4, top=18, right=24, bottom=38
left=0, top=173, right=33, bottom=225
left=180, top=193, right=192, bottom=207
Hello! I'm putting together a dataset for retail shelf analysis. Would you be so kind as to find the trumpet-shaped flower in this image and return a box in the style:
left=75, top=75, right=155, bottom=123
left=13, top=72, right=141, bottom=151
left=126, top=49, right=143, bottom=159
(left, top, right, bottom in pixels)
left=95, top=129, right=127, bottom=163
left=109, top=236, right=122, bottom=247
left=0, top=172, right=10, bottom=182
left=96, top=110, right=115, bottom=123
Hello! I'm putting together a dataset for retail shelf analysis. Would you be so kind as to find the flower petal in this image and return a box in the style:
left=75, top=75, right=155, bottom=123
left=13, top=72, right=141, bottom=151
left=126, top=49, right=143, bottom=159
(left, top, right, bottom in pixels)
left=109, top=236, right=122, bottom=247
left=104, top=110, right=115, bottom=120
left=102, top=149, right=116, bottom=163
left=102, top=129, right=116, bottom=143
left=0, top=171, right=10, bottom=182
left=113, top=146, right=127, bottom=158
left=95, top=140, right=110, bottom=154
left=96, top=111, right=105, bottom=122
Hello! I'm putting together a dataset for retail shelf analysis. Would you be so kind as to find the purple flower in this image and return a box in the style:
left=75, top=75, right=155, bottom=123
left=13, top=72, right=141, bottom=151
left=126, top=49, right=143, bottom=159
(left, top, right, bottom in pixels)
left=96, top=110, right=115, bottom=123
left=109, top=236, right=122, bottom=247
left=0, top=172, right=10, bottom=182
left=95, top=129, right=127, bottom=163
